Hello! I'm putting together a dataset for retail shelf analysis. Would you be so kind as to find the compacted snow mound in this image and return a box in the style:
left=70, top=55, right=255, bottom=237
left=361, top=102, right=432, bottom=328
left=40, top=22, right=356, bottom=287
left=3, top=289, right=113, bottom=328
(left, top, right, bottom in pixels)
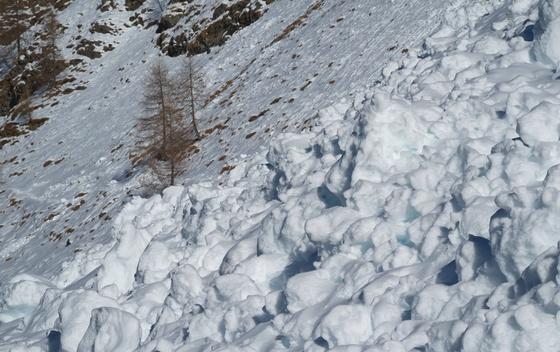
left=77, top=307, right=142, bottom=352
left=4, top=0, right=560, bottom=351
left=534, top=0, right=560, bottom=68
left=96, top=187, right=188, bottom=297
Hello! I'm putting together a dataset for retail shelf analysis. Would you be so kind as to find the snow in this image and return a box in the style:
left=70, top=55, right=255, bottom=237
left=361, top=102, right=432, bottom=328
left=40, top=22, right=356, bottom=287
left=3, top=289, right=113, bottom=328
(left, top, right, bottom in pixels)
left=285, top=269, right=336, bottom=313
left=517, top=101, right=560, bottom=145
left=3, top=0, right=560, bottom=350
left=534, top=0, right=560, bottom=68
left=1, top=0, right=451, bottom=288
left=0, top=274, right=55, bottom=324
left=55, top=290, right=119, bottom=352
left=316, top=304, right=373, bottom=346
left=77, top=307, right=141, bottom=352
left=96, top=187, right=187, bottom=296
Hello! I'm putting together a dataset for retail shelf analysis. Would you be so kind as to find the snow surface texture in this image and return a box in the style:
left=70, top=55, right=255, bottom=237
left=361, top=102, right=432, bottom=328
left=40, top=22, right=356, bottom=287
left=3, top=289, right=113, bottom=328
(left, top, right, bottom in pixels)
left=0, top=0, right=449, bottom=287
left=3, top=0, right=560, bottom=351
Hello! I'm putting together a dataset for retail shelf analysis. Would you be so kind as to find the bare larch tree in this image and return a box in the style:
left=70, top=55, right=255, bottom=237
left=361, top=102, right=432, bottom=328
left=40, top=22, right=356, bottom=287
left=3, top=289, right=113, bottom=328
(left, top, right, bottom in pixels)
left=11, top=86, right=33, bottom=123
left=136, top=60, right=193, bottom=188
left=14, top=0, right=24, bottom=57
left=39, top=6, right=62, bottom=87
left=177, top=56, right=205, bottom=141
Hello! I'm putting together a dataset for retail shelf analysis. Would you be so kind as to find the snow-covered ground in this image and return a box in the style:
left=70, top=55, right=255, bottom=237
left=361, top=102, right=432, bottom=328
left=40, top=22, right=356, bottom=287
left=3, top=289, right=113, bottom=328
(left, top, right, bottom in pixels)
left=0, top=0, right=449, bottom=285
left=3, top=0, right=560, bottom=350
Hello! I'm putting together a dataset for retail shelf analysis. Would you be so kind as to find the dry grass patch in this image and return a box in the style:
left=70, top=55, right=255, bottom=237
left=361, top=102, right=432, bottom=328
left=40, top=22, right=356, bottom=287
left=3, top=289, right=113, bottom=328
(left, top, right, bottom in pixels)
left=270, top=1, right=322, bottom=44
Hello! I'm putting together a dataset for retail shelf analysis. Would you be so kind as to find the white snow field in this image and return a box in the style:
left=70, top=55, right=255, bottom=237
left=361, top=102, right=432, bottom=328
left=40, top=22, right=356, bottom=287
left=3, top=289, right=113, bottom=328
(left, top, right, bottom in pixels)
left=3, top=0, right=560, bottom=350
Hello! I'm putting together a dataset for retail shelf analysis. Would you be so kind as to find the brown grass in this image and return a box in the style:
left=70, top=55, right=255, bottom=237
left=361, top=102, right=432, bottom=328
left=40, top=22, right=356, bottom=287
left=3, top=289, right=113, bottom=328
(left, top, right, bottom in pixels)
left=270, top=1, right=323, bottom=45
left=220, top=164, right=236, bottom=175
left=300, top=80, right=312, bottom=91
left=206, top=79, right=234, bottom=106
left=248, top=109, right=269, bottom=122
left=0, top=123, right=26, bottom=138
left=27, top=117, right=49, bottom=130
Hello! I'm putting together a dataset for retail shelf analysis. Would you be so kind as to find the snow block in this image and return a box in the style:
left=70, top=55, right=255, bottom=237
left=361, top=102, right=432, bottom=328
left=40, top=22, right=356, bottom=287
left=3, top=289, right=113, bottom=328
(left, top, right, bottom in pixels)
left=97, top=187, right=186, bottom=295
left=77, top=307, right=141, bottom=352
left=517, top=102, right=560, bottom=146
left=534, top=0, right=560, bottom=68
left=315, top=304, right=373, bottom=346
left=285, top=269, right=336, bottom=313
left=0, top=274, right=55, bottom=324
left=491, top=181, right=560, bottom=281
left=56, top=290, right=119, bottom=352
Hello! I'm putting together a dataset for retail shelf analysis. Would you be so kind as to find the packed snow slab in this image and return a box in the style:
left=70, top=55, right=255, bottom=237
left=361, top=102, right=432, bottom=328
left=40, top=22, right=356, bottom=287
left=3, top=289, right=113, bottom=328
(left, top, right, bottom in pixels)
left=76, top=307, right=141, bottom=352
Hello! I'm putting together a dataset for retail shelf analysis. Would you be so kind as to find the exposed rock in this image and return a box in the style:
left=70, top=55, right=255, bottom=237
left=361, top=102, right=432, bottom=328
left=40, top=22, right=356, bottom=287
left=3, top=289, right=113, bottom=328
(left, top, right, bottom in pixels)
left=156, top=0, right=275, bottom=57
left=125, top=0, right=145, bottom=12
left=89, top=22, right=115, bottom=35
left=75, top=39, right=104, bottom=59
left=98, top=0, right=117, bottom=12
left=0, top=54, right=66, bottom=116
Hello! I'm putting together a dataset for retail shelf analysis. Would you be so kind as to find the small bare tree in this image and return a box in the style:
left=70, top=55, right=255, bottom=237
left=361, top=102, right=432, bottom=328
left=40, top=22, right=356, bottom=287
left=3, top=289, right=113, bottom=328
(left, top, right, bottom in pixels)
left=0, top=0, right=27, bottom=63
left=14, top=0, right=24, bottom=57
left=11, top=86, right=33, bottom=123
left=0, top=46, right=12, bottom=74
left=136, top=60, right=193, bottom=188
left=39, top=6, right=62, bottom=87
left=176, top=56, right=205, bottom=141
left=43, top=7, right=59, bottom=58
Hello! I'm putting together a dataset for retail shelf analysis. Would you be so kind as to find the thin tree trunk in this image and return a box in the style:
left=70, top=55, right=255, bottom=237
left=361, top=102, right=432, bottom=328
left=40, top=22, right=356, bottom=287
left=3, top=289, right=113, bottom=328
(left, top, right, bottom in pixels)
left=188, top=58, right=200, bottom=140
left=158, top=74, right=167, bottom=153
left=15, top=0, right=22, bottom=56
left=170, top=158, right=175, bottom=186
left=168, top=102, right=174, bottom=186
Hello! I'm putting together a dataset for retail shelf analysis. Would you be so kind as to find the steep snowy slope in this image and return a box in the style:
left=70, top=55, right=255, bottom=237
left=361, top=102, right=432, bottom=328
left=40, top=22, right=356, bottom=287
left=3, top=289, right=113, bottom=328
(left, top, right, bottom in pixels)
left=4, top=0, right=560, bottom=351
left=0, top=0, right=449, bottom=285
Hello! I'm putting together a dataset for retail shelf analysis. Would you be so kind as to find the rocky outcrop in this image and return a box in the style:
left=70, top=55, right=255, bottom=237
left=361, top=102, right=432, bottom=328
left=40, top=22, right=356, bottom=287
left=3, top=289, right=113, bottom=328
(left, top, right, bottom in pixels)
left=155, top=0, right=275, bottom=57
left=75, top=38, right=114, bottom=59
left=125, top=0, right=145, bottom=12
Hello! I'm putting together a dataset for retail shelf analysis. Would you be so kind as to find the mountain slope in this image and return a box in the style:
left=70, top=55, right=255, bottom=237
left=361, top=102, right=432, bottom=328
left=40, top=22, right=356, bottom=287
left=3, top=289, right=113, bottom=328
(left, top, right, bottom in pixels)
left=3, top=0, right=560, bottom=351
left=0, top=0, right=449, bottom=285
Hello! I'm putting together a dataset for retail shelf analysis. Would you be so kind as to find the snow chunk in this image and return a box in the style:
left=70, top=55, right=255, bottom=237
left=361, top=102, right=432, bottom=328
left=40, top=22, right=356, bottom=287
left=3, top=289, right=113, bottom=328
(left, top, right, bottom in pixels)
left=477, top=304, right=560, bottom=351
left=170, top=264, right=203, bottom=303
left=137, top=240, right=180, bottom=285
left=511, top=0, right=539, bottom=15
left=0, top=274, right=55, bottom=324
left=315, top=304, right=373, bottom=346
left=305, top=207, right=361, bottom=244
left=472, top=36, right=510, bottom=56
left=517, top=102, right=560, bottom=146
left=534, top=0, right=560, bottom=68
left=491, top=179, right=560, bottom=280
left=211, top=274, right=262, bottom=302
left=56, top=290, right=119, bottom=352
left=77, top=307, right=141, bottom=352
left=285, top=269, right=336, bottom=313
left=232, top=254, right=290, bottom=294
left=96, top=187, right=186, bottom=295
